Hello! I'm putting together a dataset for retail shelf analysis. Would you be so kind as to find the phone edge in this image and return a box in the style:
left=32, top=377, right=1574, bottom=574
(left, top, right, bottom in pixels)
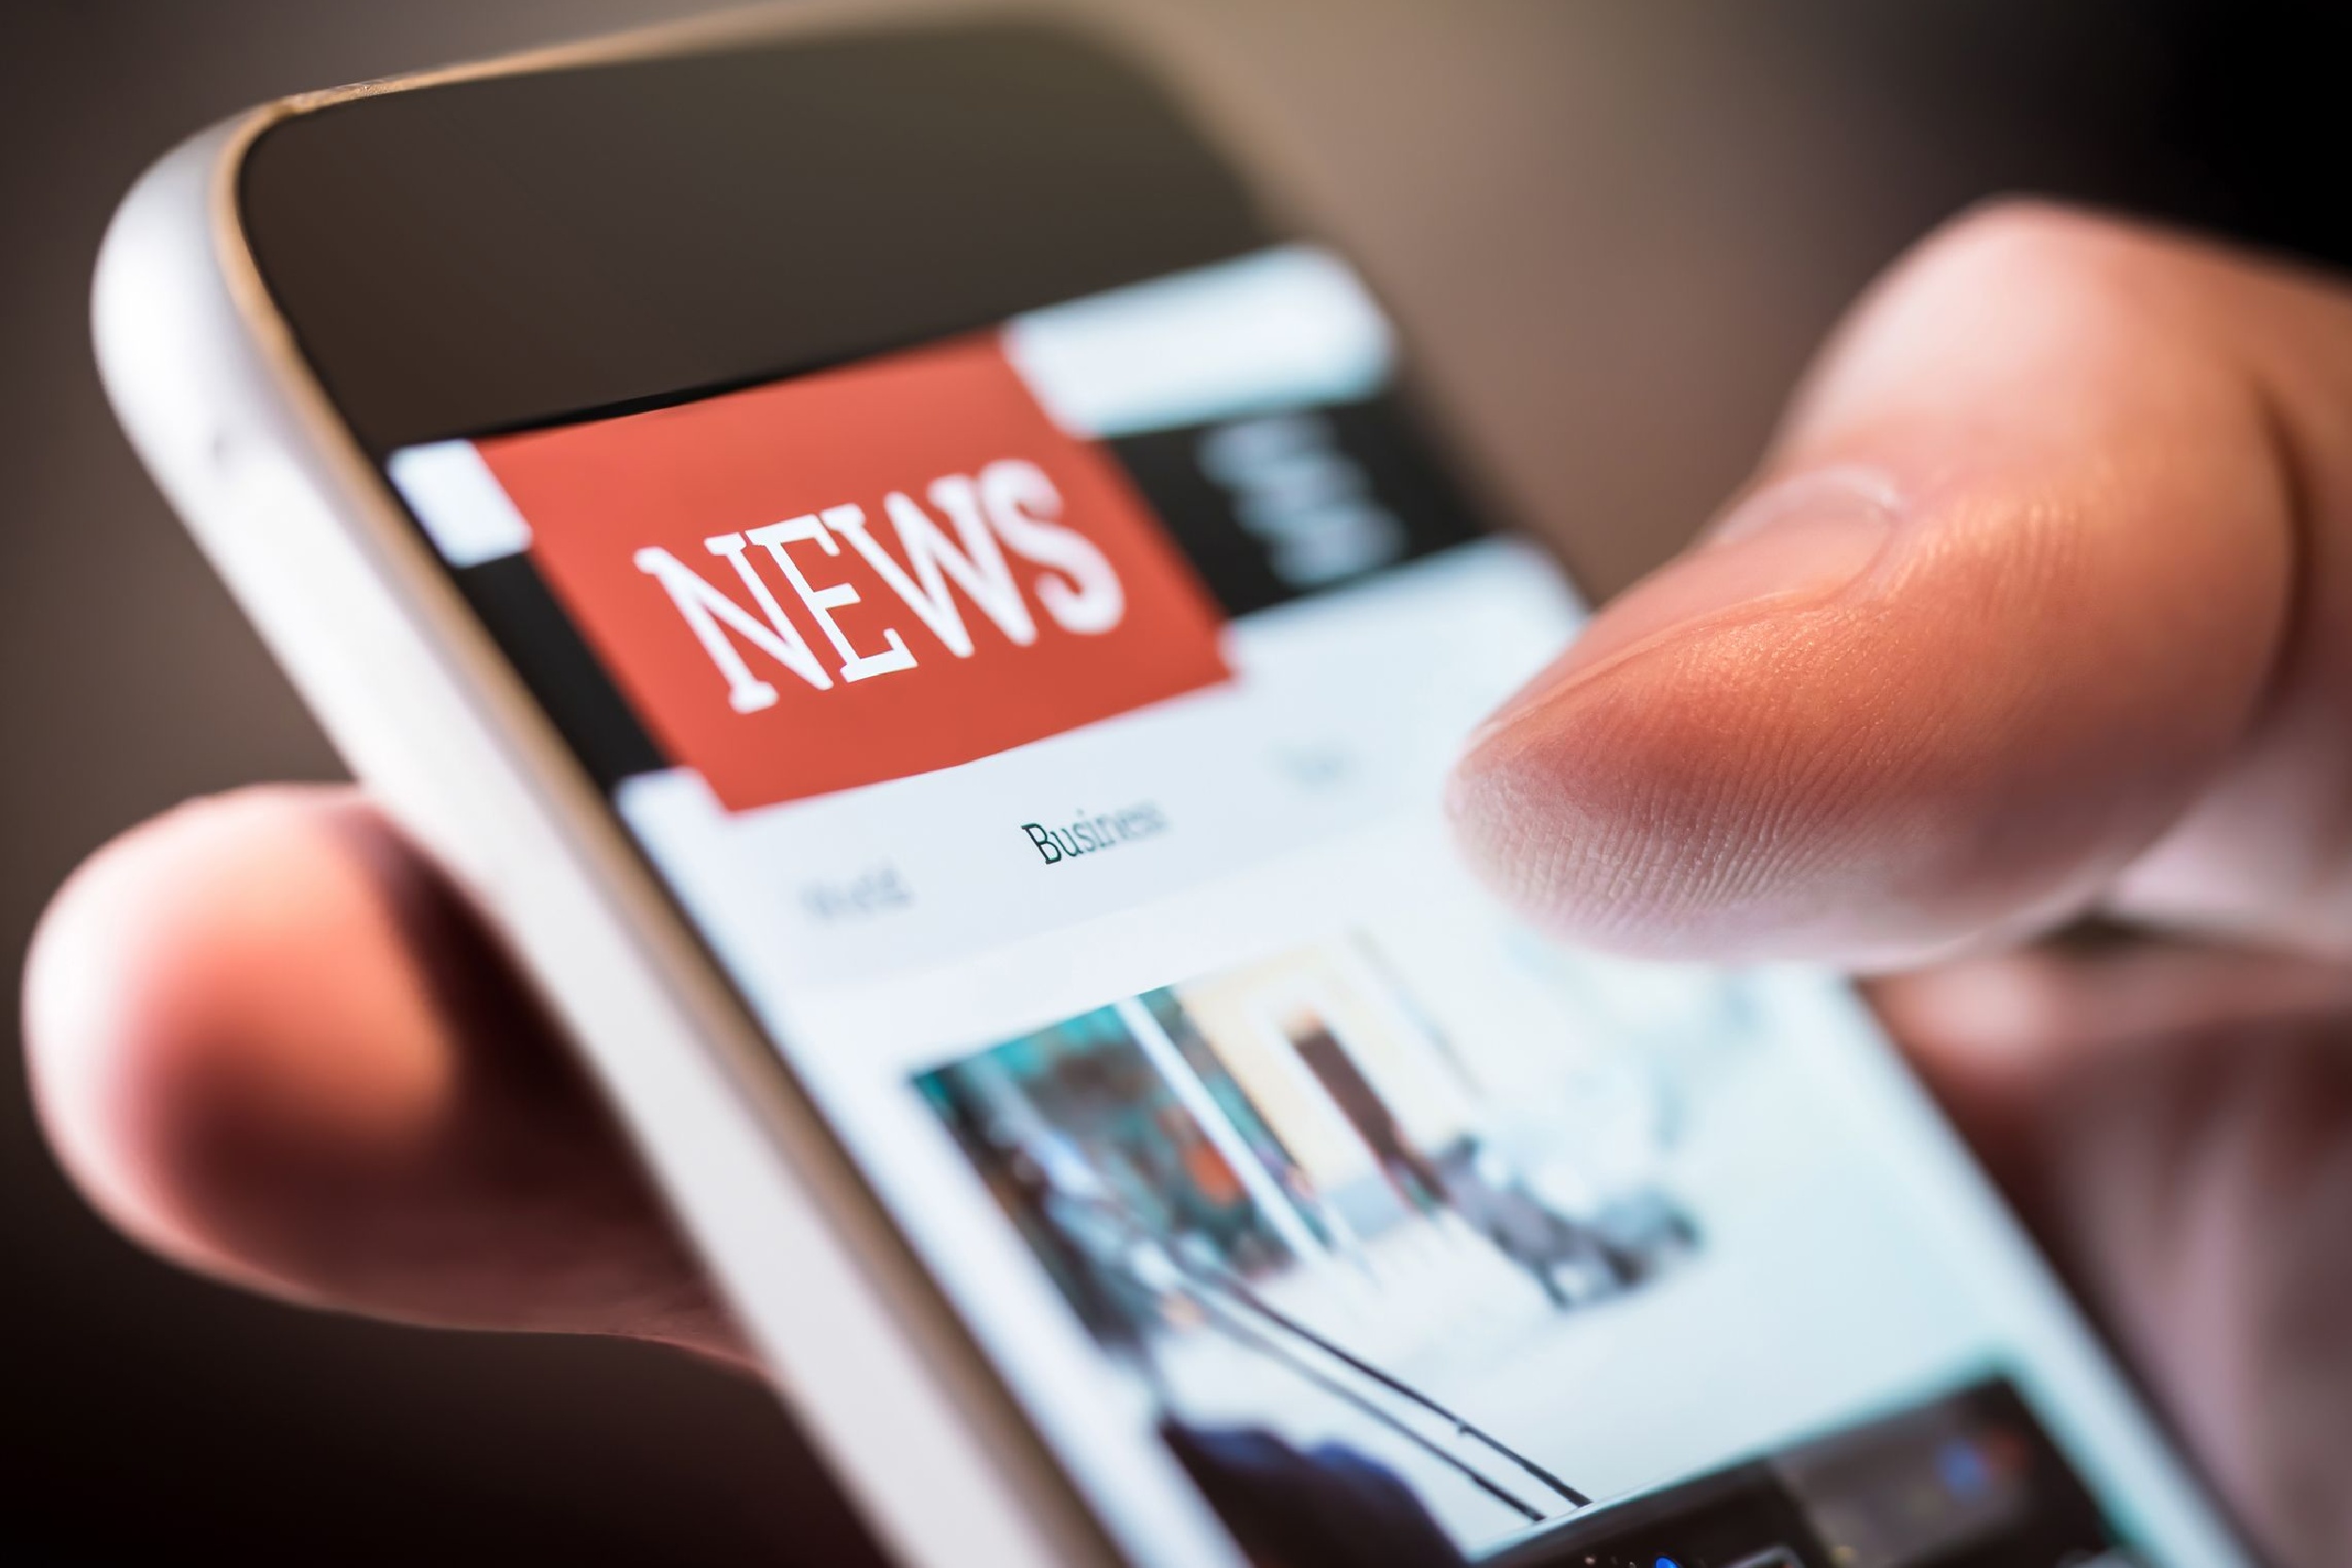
left=85, top=39, right=1240, bottom=1568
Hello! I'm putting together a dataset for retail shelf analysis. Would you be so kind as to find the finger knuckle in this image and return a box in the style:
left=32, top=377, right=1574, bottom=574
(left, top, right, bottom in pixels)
left=1898, top=198, right=2159, bottom=307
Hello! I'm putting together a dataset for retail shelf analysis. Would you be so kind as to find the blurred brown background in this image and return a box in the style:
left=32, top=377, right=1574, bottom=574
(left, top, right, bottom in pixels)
left=2, top=1, right=2343, bottom=1561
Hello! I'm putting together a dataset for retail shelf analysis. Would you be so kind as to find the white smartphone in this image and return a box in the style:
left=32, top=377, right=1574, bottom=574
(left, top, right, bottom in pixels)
left=94, top=10, right=2257, bottom=1567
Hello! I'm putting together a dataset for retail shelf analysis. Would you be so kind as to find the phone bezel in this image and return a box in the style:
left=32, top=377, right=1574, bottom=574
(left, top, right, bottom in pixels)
left=159, top=8, right=1267, bottom=1567
left=231, top=12, right=1272, bottom=460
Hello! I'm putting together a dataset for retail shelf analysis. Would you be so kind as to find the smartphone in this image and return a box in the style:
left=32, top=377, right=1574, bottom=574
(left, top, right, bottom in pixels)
left=94, top=10, right=2255, bottom=1567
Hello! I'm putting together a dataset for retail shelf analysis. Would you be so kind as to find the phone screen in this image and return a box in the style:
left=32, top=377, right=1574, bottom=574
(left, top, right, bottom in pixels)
left=383, top=245, right=2240, bottom=1567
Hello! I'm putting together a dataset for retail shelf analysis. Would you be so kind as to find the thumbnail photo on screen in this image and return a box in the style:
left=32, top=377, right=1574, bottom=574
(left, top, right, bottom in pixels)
left=915, top=932, right=2134, bottom=1568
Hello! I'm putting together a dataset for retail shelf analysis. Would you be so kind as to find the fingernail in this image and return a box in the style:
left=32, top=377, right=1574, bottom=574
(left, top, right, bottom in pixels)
left=1472, top=467, right=1902, bottom=739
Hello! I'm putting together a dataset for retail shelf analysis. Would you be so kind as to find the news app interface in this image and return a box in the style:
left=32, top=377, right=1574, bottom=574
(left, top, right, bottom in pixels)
left=390, top=248, right=2239, bottom=1568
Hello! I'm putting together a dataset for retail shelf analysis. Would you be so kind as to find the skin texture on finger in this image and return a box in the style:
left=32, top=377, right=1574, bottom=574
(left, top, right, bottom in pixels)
left=1452, top=200, right=2352, bottom=967
left=23, top=784, right=750, bottom=1368
left=1879, top=950, right=2352, bottom=1568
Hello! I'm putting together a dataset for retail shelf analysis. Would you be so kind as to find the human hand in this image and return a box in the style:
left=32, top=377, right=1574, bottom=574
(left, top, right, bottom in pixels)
left=1453, top=201, right=2352, bottom=1568
left=26, top=200, right=2352, bottom=1566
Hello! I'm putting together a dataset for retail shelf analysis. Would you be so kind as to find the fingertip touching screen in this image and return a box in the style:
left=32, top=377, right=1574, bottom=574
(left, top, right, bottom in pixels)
left=380, top=235, right=2247, bottom=1568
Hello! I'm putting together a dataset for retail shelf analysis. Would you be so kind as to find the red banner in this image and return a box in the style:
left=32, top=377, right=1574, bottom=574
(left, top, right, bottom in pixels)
left=478, top=336, right=1231, bottom=811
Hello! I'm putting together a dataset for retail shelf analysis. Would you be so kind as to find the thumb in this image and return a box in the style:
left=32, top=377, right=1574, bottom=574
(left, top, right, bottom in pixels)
left=1451, top=201, right=2352, bottom=969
